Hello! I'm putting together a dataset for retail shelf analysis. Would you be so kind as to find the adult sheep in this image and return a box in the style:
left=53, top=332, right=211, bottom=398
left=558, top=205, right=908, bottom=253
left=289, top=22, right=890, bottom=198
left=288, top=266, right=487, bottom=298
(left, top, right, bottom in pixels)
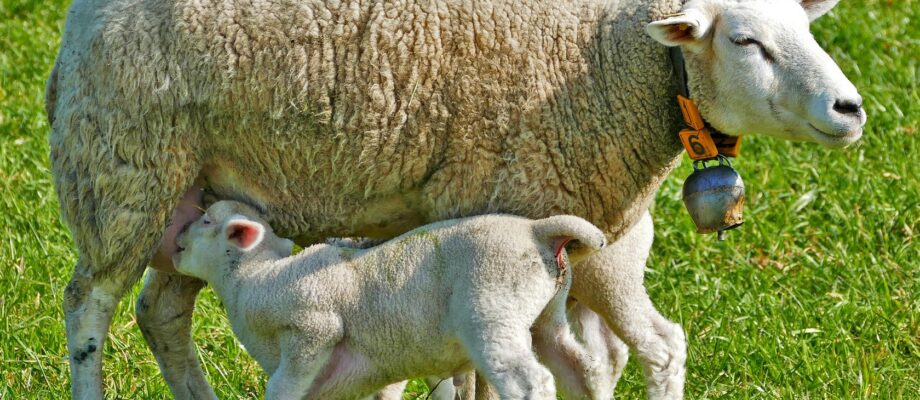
left=46, top=0, right=865, bottom=398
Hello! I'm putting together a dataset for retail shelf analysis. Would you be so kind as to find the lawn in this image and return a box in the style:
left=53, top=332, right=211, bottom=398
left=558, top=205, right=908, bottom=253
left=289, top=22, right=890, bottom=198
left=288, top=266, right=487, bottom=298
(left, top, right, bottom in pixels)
left=0, top=0, right=917, bottom=398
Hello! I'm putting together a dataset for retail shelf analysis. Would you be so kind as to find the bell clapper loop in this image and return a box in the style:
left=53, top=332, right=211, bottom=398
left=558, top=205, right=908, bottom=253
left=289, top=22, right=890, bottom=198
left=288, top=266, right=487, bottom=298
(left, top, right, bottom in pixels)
left=692, top=154, right=733, bottom=172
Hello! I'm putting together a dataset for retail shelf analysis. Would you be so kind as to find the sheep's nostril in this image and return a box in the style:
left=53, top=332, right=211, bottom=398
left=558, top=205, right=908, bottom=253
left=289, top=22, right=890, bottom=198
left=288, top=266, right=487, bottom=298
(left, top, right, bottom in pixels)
left=833, top=98, right=863, bottom=115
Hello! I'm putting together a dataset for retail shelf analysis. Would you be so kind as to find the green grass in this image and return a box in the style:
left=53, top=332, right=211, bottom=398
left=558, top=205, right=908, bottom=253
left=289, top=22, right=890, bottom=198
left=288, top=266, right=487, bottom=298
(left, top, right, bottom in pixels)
left=0, top=0, right=917, bottom=398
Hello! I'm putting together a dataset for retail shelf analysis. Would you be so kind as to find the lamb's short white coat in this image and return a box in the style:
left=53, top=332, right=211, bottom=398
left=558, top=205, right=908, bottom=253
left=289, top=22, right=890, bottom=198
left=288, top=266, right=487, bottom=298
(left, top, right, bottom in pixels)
left=174, top=201, right=611, bottom=400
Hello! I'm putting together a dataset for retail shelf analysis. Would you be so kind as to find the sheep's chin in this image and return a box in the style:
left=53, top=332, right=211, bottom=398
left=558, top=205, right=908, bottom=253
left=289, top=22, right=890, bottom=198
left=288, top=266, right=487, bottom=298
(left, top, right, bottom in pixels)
left=805, top=124, right=863, bottom=149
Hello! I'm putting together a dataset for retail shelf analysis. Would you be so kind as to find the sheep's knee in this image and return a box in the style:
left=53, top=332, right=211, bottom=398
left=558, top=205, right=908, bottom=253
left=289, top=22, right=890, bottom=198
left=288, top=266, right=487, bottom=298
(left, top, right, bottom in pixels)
left=65, top=263, right=143, bottom=400
left=641, top=318, right=686, bottom=400
left=570, top=268, right=685, bottom=398
left=613, top=310, right=686, bottom=400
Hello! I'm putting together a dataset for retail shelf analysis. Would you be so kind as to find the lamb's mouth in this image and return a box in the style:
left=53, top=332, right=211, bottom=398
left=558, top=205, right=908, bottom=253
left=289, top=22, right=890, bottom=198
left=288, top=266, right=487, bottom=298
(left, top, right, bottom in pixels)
left=175, top=222, right=193, bottom=253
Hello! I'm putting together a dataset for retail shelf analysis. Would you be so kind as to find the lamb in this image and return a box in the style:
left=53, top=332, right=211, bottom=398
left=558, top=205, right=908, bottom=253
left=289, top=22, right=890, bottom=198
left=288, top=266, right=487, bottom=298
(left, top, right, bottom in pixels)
left=172, top=200, right=610, bottom=399
left=46, top=0, right=866, bottom=398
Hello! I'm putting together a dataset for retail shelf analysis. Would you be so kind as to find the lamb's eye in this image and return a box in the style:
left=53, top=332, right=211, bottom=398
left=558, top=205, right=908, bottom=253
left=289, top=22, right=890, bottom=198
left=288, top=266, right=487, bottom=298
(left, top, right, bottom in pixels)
left=203, top=218, right=211, bottom=225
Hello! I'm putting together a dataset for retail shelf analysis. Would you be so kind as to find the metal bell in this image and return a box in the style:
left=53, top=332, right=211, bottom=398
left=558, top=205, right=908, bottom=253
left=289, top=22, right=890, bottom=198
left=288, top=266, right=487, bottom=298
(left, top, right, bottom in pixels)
left=682, top=155, right=745, bottom=240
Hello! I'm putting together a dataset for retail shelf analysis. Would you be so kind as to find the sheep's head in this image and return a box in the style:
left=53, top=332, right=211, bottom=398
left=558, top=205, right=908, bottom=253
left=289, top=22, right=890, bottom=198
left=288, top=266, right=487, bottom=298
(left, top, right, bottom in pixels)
left=646, top=0, right=866, bottom=148
left=173, top=201, right=293, bottom=280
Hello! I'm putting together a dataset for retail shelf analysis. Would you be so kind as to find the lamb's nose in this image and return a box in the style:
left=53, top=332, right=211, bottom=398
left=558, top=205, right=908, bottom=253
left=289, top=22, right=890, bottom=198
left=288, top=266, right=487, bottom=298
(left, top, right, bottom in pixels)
left=833, top=97, right=863, bottom=116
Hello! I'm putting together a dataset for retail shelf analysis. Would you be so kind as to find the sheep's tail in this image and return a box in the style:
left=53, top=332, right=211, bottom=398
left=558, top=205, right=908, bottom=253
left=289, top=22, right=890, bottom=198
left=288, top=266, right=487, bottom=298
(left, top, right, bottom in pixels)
left=532, top=215, right=607, bottom=263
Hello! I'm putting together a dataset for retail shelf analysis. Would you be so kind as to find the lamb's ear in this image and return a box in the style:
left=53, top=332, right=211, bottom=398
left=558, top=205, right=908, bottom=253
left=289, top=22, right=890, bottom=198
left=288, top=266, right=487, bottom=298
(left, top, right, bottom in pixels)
left=224, top=219, right=265, bottom=251
left=798, top=0, right=841, bottom=21
left=646, top=9, right=713, bottom=47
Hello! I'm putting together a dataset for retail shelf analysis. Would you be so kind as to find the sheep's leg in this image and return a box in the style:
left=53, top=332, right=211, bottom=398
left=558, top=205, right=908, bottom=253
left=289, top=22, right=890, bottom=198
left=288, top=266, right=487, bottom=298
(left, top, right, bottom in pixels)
left=569, top=301, right=630, bottom=392
left=570, top=213, right=686, bottom=400
left=51, top=97, right=202, bottom=397
left=65, top=264, right=145, bottom=399
left=533, top=294, right=613, bottom=400
left=136, top=269, right=215, bottom=400
left=59, top=181, right=199, bottom=399
left=59, top=186, right=200, bottom=398
left=458, top=326, right=555, bottom=400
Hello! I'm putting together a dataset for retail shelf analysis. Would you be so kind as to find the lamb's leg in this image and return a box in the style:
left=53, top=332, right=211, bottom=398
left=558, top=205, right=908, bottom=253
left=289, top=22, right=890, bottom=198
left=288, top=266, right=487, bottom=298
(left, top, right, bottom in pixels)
left=374, top=381, right=408, bottom=400
left=136, top=269, right=215, bottom=400
left=533, top=293, right=613, bottom=400
left=458, top=326, right=555, bottom=400
left=570, top=212, right=686, bottom=400
left=454, top=372, right=476, bottom=400
left=266, top=330, right=338, bottom=400
left=425, top=376, right=458, bottom=399
left=473, top=372, right=498, bottom=400
left=569, top=301, right=630, bottom=392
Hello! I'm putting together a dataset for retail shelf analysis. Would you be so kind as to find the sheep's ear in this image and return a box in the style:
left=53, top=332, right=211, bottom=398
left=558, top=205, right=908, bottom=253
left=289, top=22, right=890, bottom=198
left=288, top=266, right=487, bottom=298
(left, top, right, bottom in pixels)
left=224, top=219, right=265, bottom=251
left=646, top=9, right=713, bottom=47
left=798, top=0, right=840, bottom=21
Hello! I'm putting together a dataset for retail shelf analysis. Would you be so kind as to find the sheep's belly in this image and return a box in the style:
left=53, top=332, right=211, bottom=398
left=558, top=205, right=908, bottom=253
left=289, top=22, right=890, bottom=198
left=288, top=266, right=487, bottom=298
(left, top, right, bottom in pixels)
left=200, top=158, right=430, bottom=244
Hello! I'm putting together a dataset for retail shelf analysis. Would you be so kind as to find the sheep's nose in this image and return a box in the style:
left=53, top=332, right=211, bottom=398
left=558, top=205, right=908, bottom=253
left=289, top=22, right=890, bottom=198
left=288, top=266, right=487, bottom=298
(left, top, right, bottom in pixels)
left=832, top=97, right=863, bottom=116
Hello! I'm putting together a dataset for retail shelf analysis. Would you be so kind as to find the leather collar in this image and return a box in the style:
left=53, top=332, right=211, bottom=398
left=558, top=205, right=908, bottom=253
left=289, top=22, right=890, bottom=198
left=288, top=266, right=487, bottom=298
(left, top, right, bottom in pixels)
left=669, top=47, right=742, bottom=159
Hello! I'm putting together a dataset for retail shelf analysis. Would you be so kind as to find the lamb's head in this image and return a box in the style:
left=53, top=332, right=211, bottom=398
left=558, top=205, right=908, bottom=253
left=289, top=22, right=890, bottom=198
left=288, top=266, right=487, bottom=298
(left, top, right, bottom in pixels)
left=646, top=0, right=866, bottom=148
left=173, top=200, right=294, bottom=279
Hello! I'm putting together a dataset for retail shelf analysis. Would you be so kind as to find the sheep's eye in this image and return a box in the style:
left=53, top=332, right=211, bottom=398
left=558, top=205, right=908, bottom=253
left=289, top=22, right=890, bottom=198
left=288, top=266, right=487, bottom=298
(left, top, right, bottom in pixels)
left=731, top=36, right=758, bottom=46
left=730, top=36, right=774, bottom=62
left=203, top=218, right=211, bottom=225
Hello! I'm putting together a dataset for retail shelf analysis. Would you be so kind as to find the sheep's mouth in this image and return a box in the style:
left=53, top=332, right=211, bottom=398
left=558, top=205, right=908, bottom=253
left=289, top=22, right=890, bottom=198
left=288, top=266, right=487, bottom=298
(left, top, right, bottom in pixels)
left=806, top=123, right=862, bottom=148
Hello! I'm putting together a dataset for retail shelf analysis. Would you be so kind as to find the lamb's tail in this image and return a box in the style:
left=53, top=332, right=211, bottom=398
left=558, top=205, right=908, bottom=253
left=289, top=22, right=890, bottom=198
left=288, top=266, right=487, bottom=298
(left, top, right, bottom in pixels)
left=532, top=215, right=607, bottom=263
